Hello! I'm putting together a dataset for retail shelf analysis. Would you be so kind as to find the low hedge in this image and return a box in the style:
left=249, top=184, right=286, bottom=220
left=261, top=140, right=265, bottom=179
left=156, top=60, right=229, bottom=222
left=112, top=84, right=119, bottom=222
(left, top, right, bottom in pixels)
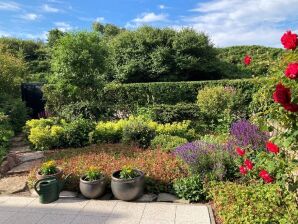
left=103, top=78, right=263, bottom=113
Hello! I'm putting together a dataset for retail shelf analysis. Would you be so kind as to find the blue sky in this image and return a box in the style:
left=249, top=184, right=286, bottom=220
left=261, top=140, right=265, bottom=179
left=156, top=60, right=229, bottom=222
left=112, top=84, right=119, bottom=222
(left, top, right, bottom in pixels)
left=0, top=0, right=298, bottom=47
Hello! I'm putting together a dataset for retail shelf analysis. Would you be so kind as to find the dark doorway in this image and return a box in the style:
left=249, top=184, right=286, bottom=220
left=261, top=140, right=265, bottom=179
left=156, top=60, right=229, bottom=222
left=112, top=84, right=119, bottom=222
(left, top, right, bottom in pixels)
left=21, top=83, right=45, bottom=118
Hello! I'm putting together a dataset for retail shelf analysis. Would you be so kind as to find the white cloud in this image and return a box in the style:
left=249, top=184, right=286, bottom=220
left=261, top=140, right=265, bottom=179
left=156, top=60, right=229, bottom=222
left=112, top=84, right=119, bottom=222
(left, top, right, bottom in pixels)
left=159, top=5, right=165, bottom=9
left=54, top=22, right=73, bottom=32
left=0, top=30, right=11, bottom=37
left=24, top=31, right=48, bottom=40
left=185, top=0, right=298, bottom=47
left=42, top=4, right=60, bottom=13
left=95, top=17, right=105, bottom=22
left=0, top=1, right=20, bottom=11
left=132, top=12, right=167, bottom=23
left=19, top=13, right=39, bottom=21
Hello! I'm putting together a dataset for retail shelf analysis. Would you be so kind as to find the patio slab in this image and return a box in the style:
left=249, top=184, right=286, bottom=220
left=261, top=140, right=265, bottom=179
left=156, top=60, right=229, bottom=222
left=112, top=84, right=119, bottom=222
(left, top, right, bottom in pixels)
left=0, top=196, right=212, bottom=224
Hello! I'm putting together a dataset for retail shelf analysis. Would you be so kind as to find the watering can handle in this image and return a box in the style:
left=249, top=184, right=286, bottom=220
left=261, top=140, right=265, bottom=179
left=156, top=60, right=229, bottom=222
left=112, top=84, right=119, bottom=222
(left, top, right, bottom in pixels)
left=34, top=177, right=57, bottom=194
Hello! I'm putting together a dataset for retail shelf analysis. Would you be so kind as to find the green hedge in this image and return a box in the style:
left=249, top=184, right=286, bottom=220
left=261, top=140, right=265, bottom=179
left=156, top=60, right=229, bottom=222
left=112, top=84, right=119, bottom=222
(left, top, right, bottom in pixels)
left=103, top=78, right=263, bottom=113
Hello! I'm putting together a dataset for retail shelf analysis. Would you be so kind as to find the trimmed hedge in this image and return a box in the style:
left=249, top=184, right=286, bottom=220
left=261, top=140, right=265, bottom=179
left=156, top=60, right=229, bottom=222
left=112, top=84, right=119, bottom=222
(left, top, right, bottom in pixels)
left=103, top=78, right=263, bottom=113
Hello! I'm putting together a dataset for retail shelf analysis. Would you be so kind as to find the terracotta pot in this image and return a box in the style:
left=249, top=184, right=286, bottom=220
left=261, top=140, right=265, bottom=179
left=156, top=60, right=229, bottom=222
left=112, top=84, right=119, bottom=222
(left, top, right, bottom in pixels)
left=36, top=168, right=63, bottom=180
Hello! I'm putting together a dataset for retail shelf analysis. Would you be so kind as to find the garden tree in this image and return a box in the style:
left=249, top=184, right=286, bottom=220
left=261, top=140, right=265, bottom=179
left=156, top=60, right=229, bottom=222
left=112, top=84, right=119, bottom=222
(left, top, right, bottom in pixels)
left=109, top=26, right=220, bottom=83
left=217, top=46, right=284, bottom=79
left=43, top=31, right=109, bottom=119
left=0, top=37, right=50, bottom=81
left=92, top=22, right=124, bottom=37
left=47, top=29, right=65, bottom=48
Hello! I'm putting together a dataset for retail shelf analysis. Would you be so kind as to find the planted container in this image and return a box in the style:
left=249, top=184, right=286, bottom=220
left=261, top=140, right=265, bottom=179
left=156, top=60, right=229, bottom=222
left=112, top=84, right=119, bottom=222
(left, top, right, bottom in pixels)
left=36, top=161, right=63, bottom=180
left=111, top=166, right=144, bottom=201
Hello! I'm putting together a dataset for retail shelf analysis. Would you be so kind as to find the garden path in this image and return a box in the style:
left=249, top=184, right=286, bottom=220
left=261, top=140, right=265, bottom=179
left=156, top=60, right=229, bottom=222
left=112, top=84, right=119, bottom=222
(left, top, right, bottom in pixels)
left=0, top=196, right=213, bottom=224
left=0, top=134, right=44, bottom=195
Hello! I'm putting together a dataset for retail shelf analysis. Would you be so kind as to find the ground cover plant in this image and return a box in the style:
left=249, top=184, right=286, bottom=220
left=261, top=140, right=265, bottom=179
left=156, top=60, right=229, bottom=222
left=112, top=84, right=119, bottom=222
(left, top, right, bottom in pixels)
left=28, top=144, right=188, bottom=193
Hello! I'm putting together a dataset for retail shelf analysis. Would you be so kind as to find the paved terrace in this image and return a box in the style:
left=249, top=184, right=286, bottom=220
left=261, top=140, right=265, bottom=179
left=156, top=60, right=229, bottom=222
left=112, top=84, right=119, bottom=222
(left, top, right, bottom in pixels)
left=0, top=196, right=213, bottom=224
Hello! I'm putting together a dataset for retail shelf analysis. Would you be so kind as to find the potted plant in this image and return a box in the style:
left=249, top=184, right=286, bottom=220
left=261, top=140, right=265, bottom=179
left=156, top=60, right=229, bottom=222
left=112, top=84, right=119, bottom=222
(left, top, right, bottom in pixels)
left=111, top=165, right=144, bottom=201
left=36, top=160, right=63, bottom=180
left=80, top=166, right=106, bottom=199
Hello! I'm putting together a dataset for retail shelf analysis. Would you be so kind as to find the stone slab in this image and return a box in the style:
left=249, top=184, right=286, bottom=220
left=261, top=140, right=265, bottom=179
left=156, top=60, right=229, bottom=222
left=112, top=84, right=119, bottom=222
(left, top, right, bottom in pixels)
left=10, top=146, right=31, bottom=153
left=157, top=193, right=179, bottom=202
left=0, top=175, right=27, bottom=194
left=59, top=191, right=78, bottom=198
left=16, top=151, right=44, bottom=163
left=7, top=159, right=42, bottom=175
left=136, top=193, right=157, bottom=202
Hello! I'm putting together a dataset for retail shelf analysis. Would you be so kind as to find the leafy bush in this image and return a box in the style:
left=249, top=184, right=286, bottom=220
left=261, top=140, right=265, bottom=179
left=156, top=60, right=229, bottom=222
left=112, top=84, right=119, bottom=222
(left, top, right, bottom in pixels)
left=103, top=79, right=261, bottom=114
left=40, top=160, right=57, bottom=175
left=91, top=119, right=127, bottom=143
left=173, top=175, right=206, bottom=202
left=84, top=166, right=102, bottom=181
left=174, top=141, right=237, bottom=181
left=147, top=103, right=200, bottom=123
left=151, top=134, right=188, bottom=152
left=119, top=165, right=139, bottom=179
left=208, top=182, right=298, bottom=224
left=0, top=112, right=14, bottom=162
left=122, top=120, right=156, bottom=148
left=62, top=118, right=95, bottom=148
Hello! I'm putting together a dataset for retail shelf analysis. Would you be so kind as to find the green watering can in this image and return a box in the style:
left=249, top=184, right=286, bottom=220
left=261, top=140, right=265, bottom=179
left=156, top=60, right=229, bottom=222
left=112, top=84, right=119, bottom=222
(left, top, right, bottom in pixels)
left=34, top=174, right=70, bottom=204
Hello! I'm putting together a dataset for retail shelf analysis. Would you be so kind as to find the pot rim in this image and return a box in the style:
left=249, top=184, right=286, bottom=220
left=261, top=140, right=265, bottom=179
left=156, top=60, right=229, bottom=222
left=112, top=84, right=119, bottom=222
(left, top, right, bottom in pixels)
left=36, top=167, right=62, bottom=176
left=80, top=175, right=105, bottom=184
left=111, top=169, right=144, bottom=182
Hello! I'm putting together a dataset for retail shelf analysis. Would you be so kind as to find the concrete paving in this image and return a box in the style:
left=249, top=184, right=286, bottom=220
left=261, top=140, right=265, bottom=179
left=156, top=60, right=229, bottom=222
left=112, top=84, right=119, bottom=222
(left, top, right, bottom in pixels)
left=0, top=196, right=211, bottom=224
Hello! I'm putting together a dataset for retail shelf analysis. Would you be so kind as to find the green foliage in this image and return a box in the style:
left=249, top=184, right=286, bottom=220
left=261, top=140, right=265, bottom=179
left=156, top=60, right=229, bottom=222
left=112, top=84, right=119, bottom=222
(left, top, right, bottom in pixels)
left=146, top=103, right=200, bottom=123
left=108, top=26, right=220, bottom=83
left=47, top=29, right=65, bottom=48
left=217, top=45, right=283, bottom=78
left=122, top=120, right=156, bottom=148
left=151, top=134, right=188, bottom=152
left=40, top=160, right=57, bottom=175
left=26, top=118, right=94, bottom=150
left=208, top=182, right=298, bottom=224
left=103, top=78, right=260, bottom=115
left=0, top=112, right=14, bottom=162
left=44, top=31, right=108, bottom=119
left=84, top=166, right=102, bottom=181
left=119, top=166, right=139, bottom=179
left=173, top=175, right=205, bottom=202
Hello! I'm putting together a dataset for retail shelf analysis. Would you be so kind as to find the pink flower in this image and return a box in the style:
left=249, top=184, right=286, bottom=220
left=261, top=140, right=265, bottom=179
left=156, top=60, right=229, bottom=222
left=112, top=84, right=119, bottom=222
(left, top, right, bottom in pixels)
left=259, top=170, right=274, bottom=183
left=285, top=63, right=298, bottom=79
left=244, top=55, right=252, bottom=65
left=266, top=141, right=280, bottom=154
left=239, top=166, right=248, bottom=175
left=281, top=31, right=298, bottom=50
left=273, top=83, right=291, bottom=105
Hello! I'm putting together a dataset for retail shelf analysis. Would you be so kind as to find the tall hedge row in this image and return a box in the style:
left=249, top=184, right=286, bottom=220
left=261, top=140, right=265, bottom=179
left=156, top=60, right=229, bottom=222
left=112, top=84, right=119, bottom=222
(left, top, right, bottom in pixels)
left=103, top=78, right=264, bottom=112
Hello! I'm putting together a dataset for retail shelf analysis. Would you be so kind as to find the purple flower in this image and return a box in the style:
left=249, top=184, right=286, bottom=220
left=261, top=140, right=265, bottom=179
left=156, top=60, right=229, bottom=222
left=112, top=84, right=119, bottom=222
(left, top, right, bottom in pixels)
left=227, top=119, right=269, bottom=150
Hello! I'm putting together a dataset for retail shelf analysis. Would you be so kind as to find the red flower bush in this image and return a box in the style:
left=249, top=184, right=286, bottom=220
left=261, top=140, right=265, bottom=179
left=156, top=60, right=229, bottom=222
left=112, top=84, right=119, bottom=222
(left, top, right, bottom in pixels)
left=244, top=55, right=252, bottom=65
left=244, top=159, right=253, bottom=170
left=283, top=103, right=298, bottom=112
left=236, top=147, right=245, bottom=156
left=273, top=83, right=291, bottom=105
left=259, top=170, right=273, bottom=183
left=239, top=165, right=247, bottom=175
left=266, top=141, right=280, bottom=154
left=285, top=62, right=298, bottom=79
left=281, top=31, right=298, bottom=50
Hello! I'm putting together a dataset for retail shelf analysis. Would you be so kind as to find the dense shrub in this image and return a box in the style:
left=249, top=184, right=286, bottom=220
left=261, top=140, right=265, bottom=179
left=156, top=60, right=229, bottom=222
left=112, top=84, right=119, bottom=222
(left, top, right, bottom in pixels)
left=103, top=78, right=260, bottom=115
left=173, top=175, right=206, bottom=202
left=146, top=103, right=200, bottom=123
left=151, top=134, right=188, bottom=152
left=208, top=182, right=298, bottom=224
left=0, top=113, right=14, bottom=162
left=44, top=31, right=108, bottom=119
left=108, top=26, right=220, bottom=83
left=122, top=120, right=156, bottom=148
left=217, top=45, right=283, bottom=79
left=174, top=141, right=237, bottom=181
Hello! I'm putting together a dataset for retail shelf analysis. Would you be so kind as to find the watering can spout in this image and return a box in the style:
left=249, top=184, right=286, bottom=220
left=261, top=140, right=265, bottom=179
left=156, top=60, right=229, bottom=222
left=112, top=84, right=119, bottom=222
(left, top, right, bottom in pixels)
left=59, top=174, right=71, bottom=192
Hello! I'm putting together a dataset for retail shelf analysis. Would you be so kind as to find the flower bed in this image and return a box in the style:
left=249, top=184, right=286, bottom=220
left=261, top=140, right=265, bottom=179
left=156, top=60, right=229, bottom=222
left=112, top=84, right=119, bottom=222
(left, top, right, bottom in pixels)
left=28, top=143, right=188, bottom=193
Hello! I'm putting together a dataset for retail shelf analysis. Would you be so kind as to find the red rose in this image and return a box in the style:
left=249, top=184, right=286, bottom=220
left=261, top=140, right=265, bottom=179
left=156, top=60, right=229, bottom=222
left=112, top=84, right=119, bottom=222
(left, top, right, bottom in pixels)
left=239, top=166, right=247, bottom=175
left=244, top=159, right=253, bottom=170
left=283, top=103, right=298, bottom=112
left=244, top=55, right=252, bottom=65
left=266, top=141, right=280, bottom=154
left=259, top=170, right=273, bottom=183
left=285, top=63, right=298, bottom=79
left=273, top=83, right=291, bottom=105
left=281, top=31, right=298, bottom=50
left=236, top=147, right=245, bottom=156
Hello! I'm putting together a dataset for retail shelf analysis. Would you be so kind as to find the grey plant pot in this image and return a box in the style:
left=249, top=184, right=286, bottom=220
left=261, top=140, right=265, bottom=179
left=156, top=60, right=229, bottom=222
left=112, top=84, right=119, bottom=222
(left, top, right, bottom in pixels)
left=111, top=169, right=145, bottom=201
left=80, top=175, right=106, bottom=199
